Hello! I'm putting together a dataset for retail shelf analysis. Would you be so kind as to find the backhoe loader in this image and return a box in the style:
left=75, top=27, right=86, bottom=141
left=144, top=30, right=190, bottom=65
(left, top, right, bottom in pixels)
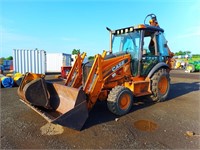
left=18, top=14, right=174, bottom=130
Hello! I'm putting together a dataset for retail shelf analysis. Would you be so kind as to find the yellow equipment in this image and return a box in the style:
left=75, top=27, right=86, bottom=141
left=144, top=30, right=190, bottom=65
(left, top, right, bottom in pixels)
left=18, top=14, right=174, bottom=130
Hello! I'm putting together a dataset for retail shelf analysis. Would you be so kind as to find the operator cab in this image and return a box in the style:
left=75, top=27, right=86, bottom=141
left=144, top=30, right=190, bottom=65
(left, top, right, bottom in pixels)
left=110, top=24, right=169, bottom=76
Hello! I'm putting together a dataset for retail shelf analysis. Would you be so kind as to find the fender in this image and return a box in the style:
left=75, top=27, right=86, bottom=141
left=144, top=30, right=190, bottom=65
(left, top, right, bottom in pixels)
left=147, top=62, right=169, bottom=78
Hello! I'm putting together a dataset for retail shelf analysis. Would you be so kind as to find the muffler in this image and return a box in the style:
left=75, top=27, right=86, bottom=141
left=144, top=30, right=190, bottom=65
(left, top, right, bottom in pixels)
left=18, top=73, right=88, bottom=130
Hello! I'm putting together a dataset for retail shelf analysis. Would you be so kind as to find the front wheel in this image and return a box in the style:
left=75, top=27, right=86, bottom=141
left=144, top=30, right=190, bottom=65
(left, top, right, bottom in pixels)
left=107, top=86, right=134, bottom=116
left=150, top=68, right=170, bottom=102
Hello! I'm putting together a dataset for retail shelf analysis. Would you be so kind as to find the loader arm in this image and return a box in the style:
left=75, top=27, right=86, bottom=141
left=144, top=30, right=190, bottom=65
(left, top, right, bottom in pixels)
left=65, top=52, right=86, bottom=88
left=83, top=51, right=132, bottom=109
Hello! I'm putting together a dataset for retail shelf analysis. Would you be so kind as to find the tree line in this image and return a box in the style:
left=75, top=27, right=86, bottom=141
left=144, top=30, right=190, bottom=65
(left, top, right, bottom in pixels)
left=174, top=50, right=200, bottom=58
left=174, top=50, right=191, bottom=56
left=72, top=49, right=94, bottom=61
left=73, top=49, right=200, bottom=59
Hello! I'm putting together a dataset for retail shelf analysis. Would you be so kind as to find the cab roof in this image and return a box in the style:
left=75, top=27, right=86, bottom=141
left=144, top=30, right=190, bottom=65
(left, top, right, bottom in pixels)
left=112, top=24, right=164, bottom=35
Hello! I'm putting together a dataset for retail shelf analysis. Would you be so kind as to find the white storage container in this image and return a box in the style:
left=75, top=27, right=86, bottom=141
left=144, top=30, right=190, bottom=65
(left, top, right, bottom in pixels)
left=13, top=49, right=46, bottom=74
left=71, top=55, right=77, bottom=66
left=46, top=53, right=71, bottom=72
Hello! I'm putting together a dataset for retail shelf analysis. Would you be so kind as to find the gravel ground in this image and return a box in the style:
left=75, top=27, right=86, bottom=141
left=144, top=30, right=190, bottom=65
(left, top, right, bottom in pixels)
left=1, top=70, right=200, bottom=149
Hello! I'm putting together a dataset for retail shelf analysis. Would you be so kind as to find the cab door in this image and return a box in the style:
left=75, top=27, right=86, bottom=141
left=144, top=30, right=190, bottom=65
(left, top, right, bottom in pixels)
left=140, top=30, right=159, bottom=76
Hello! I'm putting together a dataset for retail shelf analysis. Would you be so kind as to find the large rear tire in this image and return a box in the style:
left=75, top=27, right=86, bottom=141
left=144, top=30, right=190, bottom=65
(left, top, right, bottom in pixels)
left=107, top=86, right=133, bottom=116
left=150, top=68, right=170, bottom=102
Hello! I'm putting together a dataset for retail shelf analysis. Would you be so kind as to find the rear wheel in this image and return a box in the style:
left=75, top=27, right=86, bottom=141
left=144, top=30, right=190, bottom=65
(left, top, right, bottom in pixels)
left=107, top=86, right=133, bottom=116
left=150, top=68, right=170, bottom=102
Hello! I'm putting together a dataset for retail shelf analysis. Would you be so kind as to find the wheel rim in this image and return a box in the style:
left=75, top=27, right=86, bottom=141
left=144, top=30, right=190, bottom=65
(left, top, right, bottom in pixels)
left=119, top=93, right=131, bottom=110
left=158, top=76, right=168, bottom=95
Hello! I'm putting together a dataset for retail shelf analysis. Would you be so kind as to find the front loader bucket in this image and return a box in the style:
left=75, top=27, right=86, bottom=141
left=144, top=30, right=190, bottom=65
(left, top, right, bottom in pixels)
left=18, top=73, right=88, bottom=130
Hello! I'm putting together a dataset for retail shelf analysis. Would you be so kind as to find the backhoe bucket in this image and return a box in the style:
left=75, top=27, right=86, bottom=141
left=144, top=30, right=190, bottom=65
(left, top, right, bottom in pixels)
left=18, top=73, right=88, bottom=130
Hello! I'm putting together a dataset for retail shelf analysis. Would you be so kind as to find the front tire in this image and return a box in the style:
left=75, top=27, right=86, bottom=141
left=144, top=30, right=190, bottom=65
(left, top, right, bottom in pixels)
left=107, top=86, right=133, bottom=116
left=150, top=68, right=170, bottom=102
